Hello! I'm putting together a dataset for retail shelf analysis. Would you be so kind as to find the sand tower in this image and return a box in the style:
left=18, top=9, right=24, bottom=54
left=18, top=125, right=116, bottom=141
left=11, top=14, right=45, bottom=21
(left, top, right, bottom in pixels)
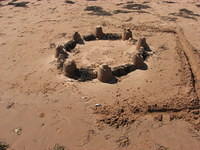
left=63, top=60, right=77, bottom=78
left=97, top=64, right=115, bottom=83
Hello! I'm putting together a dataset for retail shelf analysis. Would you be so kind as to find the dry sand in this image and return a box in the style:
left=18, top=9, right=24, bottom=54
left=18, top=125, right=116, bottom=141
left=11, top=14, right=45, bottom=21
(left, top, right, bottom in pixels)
left=0, top=0, right=200, bottom=150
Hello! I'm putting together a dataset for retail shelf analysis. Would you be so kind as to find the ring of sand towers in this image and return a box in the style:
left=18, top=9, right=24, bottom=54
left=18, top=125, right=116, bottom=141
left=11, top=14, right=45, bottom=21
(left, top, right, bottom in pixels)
left=54, top=26, right=152, bottom=83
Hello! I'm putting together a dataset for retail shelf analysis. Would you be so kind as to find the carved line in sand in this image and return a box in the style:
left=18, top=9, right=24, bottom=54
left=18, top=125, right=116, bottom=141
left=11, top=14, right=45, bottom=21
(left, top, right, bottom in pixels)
left=54, top=26, right=152, bottom=83
left=116, top=23, right=200, bottom=99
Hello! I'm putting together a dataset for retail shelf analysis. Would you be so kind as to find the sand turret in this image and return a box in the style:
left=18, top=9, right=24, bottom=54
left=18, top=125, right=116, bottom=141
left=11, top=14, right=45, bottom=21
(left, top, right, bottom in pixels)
left=136, top=37, right=150, bottom=51
left=55, top=45, right=64, bottom=58
left=63, top=60, right=77, bottom=78
left=132, top=54, right=145, bottom=69
left=97, top=64, right=115, bottom=83
left=122, top=29, right=132, bottom=40
left=95, top=26, right=104, bottom=39
left=73, top=32, right=84, bottom=44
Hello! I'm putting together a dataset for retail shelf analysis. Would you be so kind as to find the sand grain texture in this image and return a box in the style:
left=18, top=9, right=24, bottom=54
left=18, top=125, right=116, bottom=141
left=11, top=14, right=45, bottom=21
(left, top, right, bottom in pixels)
left=0, top=0, right=200, bottom=150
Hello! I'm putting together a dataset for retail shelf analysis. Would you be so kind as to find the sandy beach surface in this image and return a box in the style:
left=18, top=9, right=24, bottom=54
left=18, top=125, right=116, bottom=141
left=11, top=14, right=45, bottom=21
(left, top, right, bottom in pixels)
left=0, top=0, right=200, bottom=150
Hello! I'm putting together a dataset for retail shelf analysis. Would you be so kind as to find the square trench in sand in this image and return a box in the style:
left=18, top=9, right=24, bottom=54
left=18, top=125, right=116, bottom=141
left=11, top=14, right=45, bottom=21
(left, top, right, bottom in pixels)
left=70, top=30, right=197, bottom=108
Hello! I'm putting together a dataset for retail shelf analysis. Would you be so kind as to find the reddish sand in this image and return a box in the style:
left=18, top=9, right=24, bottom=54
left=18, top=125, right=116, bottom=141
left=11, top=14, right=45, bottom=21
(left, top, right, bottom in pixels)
left=0, top=0, right=200, bottom=150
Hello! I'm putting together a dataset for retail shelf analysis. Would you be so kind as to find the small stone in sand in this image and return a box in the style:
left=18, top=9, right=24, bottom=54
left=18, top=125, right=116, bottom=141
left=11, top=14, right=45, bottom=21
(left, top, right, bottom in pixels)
left=14, top=127, right=22, bottom=135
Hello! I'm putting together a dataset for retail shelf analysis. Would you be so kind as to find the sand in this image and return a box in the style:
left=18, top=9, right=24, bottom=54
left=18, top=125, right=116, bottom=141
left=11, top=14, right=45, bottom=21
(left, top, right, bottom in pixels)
left=0, top=0, right=200, bottom=150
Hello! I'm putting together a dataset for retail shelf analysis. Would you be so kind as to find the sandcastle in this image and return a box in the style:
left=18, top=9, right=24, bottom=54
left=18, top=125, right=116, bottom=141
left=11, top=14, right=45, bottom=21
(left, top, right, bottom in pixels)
left=54, top=26, right=151, bottom=83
